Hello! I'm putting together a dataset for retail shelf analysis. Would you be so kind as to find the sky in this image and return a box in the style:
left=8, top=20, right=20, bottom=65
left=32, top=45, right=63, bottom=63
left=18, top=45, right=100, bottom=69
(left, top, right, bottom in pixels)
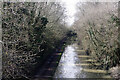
left=60, top=0, right=119, bottom=26
left=61, top=0, right=79, bottom=26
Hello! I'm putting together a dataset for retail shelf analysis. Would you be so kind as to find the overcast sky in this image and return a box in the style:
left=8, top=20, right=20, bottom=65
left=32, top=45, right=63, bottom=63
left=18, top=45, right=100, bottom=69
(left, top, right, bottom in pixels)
left=61, top=0, right=79, bottom=26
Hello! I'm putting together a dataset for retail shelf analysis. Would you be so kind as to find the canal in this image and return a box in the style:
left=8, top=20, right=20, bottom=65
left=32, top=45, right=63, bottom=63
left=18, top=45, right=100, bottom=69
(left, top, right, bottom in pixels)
left=54, top=44, right=111, bottom=78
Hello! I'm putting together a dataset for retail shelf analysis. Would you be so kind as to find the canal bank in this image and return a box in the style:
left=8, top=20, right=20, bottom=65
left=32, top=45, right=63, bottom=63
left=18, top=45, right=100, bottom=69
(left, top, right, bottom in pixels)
left=33, top=36, right=71, bottom=80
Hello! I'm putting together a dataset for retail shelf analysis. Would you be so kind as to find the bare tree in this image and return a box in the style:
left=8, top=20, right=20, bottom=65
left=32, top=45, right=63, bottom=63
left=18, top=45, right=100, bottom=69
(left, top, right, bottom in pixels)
left=74, top=2, right=119, bottom=69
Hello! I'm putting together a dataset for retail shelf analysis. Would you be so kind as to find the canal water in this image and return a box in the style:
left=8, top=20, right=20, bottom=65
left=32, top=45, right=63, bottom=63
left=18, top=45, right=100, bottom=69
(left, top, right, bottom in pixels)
left=54, top=44, right=111, bottom=78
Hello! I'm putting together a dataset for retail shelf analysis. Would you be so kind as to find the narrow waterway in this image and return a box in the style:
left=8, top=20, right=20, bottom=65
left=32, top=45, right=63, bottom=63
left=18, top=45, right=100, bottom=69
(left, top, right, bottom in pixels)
left=54, top=44, right=111, bottom=78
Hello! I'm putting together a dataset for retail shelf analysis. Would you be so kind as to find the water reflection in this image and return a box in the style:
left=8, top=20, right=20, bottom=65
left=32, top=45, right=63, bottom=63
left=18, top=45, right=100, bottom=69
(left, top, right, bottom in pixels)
left=54, top=44, right=85, bottom=78
left=54, top=44, right=111, bottom=78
